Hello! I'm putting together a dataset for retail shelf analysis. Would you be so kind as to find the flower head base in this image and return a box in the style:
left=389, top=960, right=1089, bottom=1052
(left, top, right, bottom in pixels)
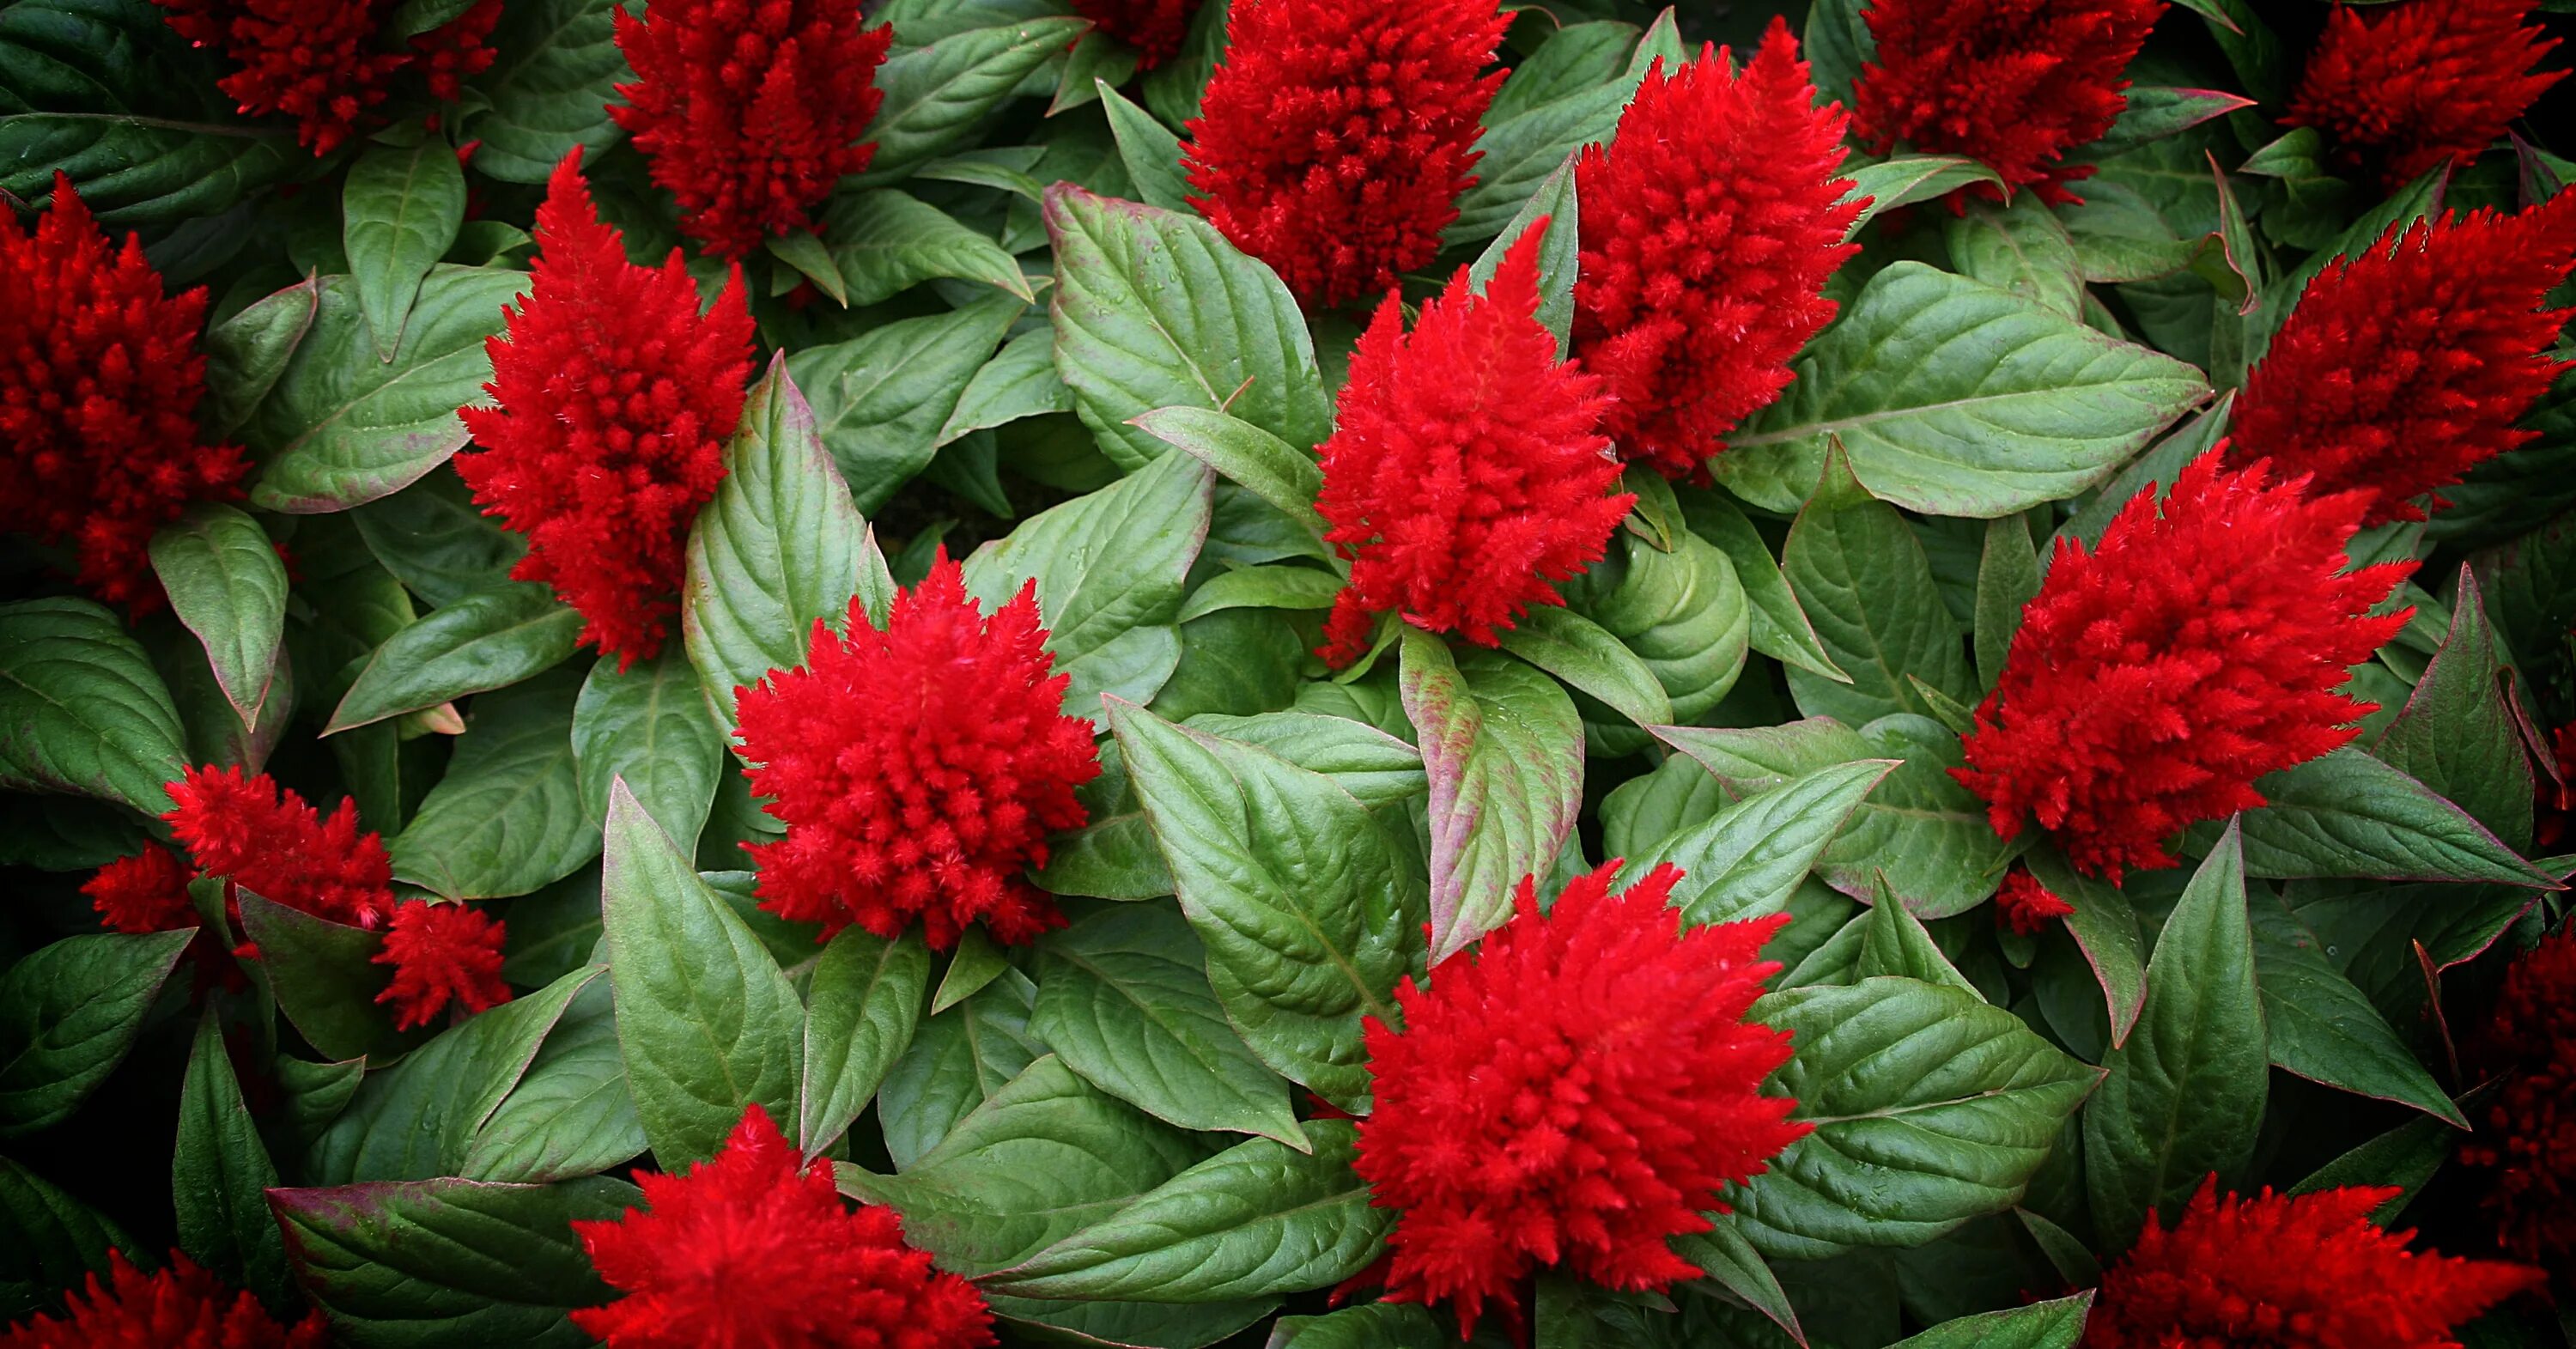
left=1573, top=24, right=1860, bottom=480
left=165, top=766, right=396, bottom=931
left=2, top=174, right=247, bottom=610
left=0, top=1249, right=327, bottom=1349
left=153, top=0, right=503, bottom=154
left=1072, top=0, right=1200, bottom=69
left=1354, top=861, right=1806, bottom=1335
left=1955, top=453, right=2413, bottom=882
left=1994, top=866, right=2074, bottom=935
left=572, top=1103, right=993, bottom=1349
left=733, top=556, right=1099, bottom=950
left=2229, top=192, right=2576, bottom=526
left=2287, top=0, right=2565, bottom=189
left=373, top=899, right=511, bottom=1030
left=2462, top=925, right=2576, bottom=1269
left=1315, top=229, right=1629, bottom=665
left=455, top=151, right=756, bottom=669
left=1183, top=0, right=1507, bottom=307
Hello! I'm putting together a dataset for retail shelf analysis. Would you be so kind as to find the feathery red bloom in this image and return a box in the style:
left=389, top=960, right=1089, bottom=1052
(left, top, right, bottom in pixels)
left=1993, top=866, right=2075, bottom=936
left=572, top=1103, right=993, bottom=1349
left=1955, top=453, right=2413, bottom=882
left=165, top=765, right=396, bottom=931
left=84, top=843, right=199, bottom=936
left=455, top=152, right=756, bottom=669
left=610, top=0, right=892, bottom=258
left=1315, top=229, right=1629, bottom=665
left=732, top=556, right=1098, bottom=951
left=2462, top=925, right=2576, bottom=1269
left=152, top=0, right=502, bottom=154
left=1573, top=24, right=1860, bottom=481
left=373, top=899, right=510, bottom=1031
left=1850, top=0, right=2165, bottom=206
left=1, top=174, right=246, bottom=611
left=1072, top=0, right=1200, bottom=69
left=1355, top=861, right=1807, bottom=1336
left=2228, top=192, right=2576, bottom=526
left=0, top=1250, right=327, bottom=1349
left=2286, top=0, right=2565, bottom=189
left=1182, top=0, right=1506, bottom=307
left=2084, top=1181, right=2539, bottom=1349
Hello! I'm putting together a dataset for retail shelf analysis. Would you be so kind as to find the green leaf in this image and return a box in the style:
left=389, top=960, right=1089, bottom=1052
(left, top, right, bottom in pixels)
left=1682, top=490, right=1847, bottom=682
left=1857, top=874, right=1979, bottom=995
left=1564, top=532, right=1750, bottom=735
left=350, top=466, right=526, bottom=607
left=1670, top=1218, right=1804, bottom=1346
left=2026, top=845, right=2148, bottom=1048
left=1133, top=405, right=1327, bottom=550
left=1052, top=30, right=1137, bottom=116
left=2374, top=567, right=2533, bottom=851
left=1176, top=565, right=1342, bottom=623
left=938, top=326, right=1075, bottom=446
left=1844, top=156, right=2007, bottom=232
left=1447, top=21, right=1631, bottom=246
left=572, top=648, right=722, bottom=860
left=2250, top=894, right=2464, bottom=1125
left=2087, top=87, right=2257, bottom=161
left=174, top=1011, right=292, bottom=1310
left=764, top=230, right=848, bottom=307
left=461, top=0, right=631, bottom=182
left=1626, top=756, right=1894, bottom=929
left=1496, top=605, right=1674, bottom=730
left=800, top=927, right=931, bottom=1158
left=879, top=968, right=1044, bottom=1170
left=791, top=293, right=1023, bottom=511
left=1270, top=1303, right=1448, bottom=1348
left=824, top=189, right=1031, bottom=305
left=0, top=598, right=188, bottom=815
left=344, top=137, right=468, bottom=361
left=389, top=671, right=601, bottom=901
left=149, top=503, right=289, bottom=732
left=1944, top=194, right=2086, bottom=320
left=238, top=892, right=417, bottom=1064
left=2288, top=1114, right=2453, bottom=1222
left=327, top=581, right=583, bottom=735
left=2224, top=748, right=2556, bottom=887
left=202, top=276, right=324, bottom=439
left=462, top=976, right=648, bottom=1184
left=932, top=928, right=1012, bottom=1015
left=1401, top=634, right=1584, bottom=963
left=0, top=928, right=193, bottom=1137
left=1972, top=514, right=2041, bottom=689
left=1886, top=1291, right=2093, bottom=1349
left=0, top=1153, right=133, bottom=1321
left=860, top=17, right=1091, bottom=181
left=1099, top=81, right=1192, bottom=213
left=1779, top=453, right=1978, bottom=725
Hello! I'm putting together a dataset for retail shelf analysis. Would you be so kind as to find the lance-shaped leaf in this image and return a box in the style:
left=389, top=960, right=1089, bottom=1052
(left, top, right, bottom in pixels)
left=0, top=928, right=195, bottom=1137
left=2250, top=895, right=2464, bottom=1126
left=326, top=581, right=584, bottom=734
left=800, top=927, right=931, bottom=1159
left=1625, top=756, right=1895, bottom=929
left=1886, top=1291, right=2094, bottom=1349
left=2374, top=566, right=2534, bottom=852
left=2224, top=748, right=2556, bottom=888
left=388, top=671, right=600, bottom=901
left=2026, top=846, right=2148, bottom=1048
left=858, top=18, right=1091, bottom=181
left=0, top=599, right=187, bottom=816
left=239, top=892, right=418, bottom=1064
left=343, top=137, right=467, bottom=361
left=571, top=647, right=723, bottom=858
left=149, top=503, right=289, bottom=730
left=1401, top=632, right=1585, bottom=963
left=174, top=1010, right=292, bottom=1310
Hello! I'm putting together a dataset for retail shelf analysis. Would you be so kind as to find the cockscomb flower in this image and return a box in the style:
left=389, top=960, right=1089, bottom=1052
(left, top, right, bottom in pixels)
left=1955, top=453, right=2413, bottom=882
left=165, top=765, right=397, bottom=930
left=1354, top=860, right=1807, bottom=1335
left=611, top=0, right=893, bottom=258
left=1572, top=23, right=1860, bottom=480
left=2228, top=191, right=2576, bottom=526
left=1315, top=229, right=1629, bottom=665
left=2286, top=0, right=2564, bottom=189
left=1851, top=0, right=2165, bottom=205
left=572, top=1103, right=994, bottom=1349
left=2461, top=925, right=2576, bottom=1269
left=0, top=1249, right=328, bottom=1349
left=373, top=899, right=511, bottom=1031
left=455, top=151, right=756, bottom=669
left=152, top=0, right=502, bottom=154
left=732, top=555, right=1099, bottom=951
left=83, top=843, right=200, bottom=937
left=1183, top=0, right=1507, bottom=307
left=1993, top=866, right=2075, bottom=936
left=1072, top=0, right=1200, bottom=68
left=1, top=174, right=247, bottom=611
left=2083, top=1181, right=2539, bottom=1348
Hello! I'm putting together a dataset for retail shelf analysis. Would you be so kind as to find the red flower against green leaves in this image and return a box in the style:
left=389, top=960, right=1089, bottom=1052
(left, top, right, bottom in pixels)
left=2229, top=192, right=2576, bottom=526
left=2462, top=925, right=2576, bottom=1269
left=153, top=0, right=501, bottom=154
left=1182, top=0, right=1506, bottom=307
left=1851, top=0, right=2164, bottom=205
left=83, top=844, right=200, bottom=936
left=2083, top=1181, right=2539, bottom=1349
left=1, top=174, right=246, bottom=611
left=164, top=765, right=397, bottom=932
left=732, top=556, right=1099, bottom=951
left=1955, top=453, right=2412, bottom=882
left=611, top=0, right=892, bottom=258
left=1072, top=0, right=1200, bottom=68
left=0, top=1249, right=327, bottom=1349
left=1354, top=861, right=1806, bottom=1336
left=1572, top=23, right=1859, bottom=481
left=1994, top=866, right=2074, bottom=935
left=572, top=1103, right=993, bottom=1349
left=373, top=899, right=511, bottom=1030
left=1315, top=229, right=1628, bottom=665
left=455, top=151, right=756, bottom=669
left=2286, top=0, right=2565, bottom=188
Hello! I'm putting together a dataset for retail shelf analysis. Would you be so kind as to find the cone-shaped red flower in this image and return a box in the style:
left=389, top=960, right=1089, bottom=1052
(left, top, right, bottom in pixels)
left=572, top=1103, right=993, bottom=1349
left=455, top=151, right=756, bottom=670
left=1993, top=866, right=2075, bottom=935
left=1851, top=0, right=2165, bottom=205
left=0, top=1249, right=327, bottom=1349
left=1315, top=228, right=1629, bottom=665
left=153, top=0, right=502, bottom=154
left=611, top=0, right=892, bottom=258
left=1573, top=22, right=1860, bottom=481
left=2083, top=1180, right=2540, bottom=1348
left=2462, top=925, right=2576, bottom=1270
left=163, top=765, right=397, bottom=931
left=1072, top=0, right=1200, bottom=68
left=1, top=174, right=247, bottom=611
left=2228, top=191, right=2576, bottom=526
left=1182, top=0, right=1507, bottom=307
left=1955, top=453, right=2413, bottom=882
left=83, top=843, right=199, bottom=937
left=373, top=899, right=511, bottom=1030
left=2287, top=0, right=2565, bottom=189
left=732, top=555, right=1099, bottom=950
left=1354, top=861, right=1807, bottom=1336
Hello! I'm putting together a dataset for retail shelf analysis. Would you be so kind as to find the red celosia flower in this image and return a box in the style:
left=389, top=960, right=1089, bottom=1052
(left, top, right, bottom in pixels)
left=2285, top=0, right=2565, bottom=188
left=1354, top=860, right=1807, bottom=1336
left=152, top=0, right=502, bottom=154
left=2228, top=192, right=2576, bottom=526
left=1572, top=23, right=1860, bottom=481
left=572, top=1103, right=993, bottom=1349
left=1, top=174, right=247, bottom=611
left=1182, top=0, right=1507, bottom=307
left=1315, top=229, right=1630, bottom=665
left=373, top=899, right=511, bottom=1031
left=1072, top=0, right=1200, bottom=68
left=1850, top=0, right=2165, bottom=205
left=0, top=1250, right=328, bottom=1349
left=2084, top=1180, right=2539, bottom=1349
left=732, top=555, right=1099, bottom=951
left=455, top=151, right=756, bottom=669
left=1955, top=453, right=2413, bottom=882
left=611, top=0, right=893, bottom=258
left=164, top=765, right=397, bottom=931
left=83, top=843, right=198, bottom=935
left=1993, top=866, right=2075, bottom=936
left=2462, top=925, right=2576, bottom=1269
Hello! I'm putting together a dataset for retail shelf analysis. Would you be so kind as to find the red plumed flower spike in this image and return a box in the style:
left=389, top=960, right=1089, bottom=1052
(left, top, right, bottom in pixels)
left=2462, top=925, right=2576, bottom=1270
left=455, top=151, right=756, bottom=670
left=152, top=0, right=502, bottom=155
left=2084, top=1180, right=2540, bottom=1349
left=1573, top=23, right=1861, bottom=481
left=1993, top=866, right=2075, bottom=936
left=1315, top=228, right=1630, bottom=665
left=84, top=843, right=198, bottom=936
left=1, top=174, right=247, bottom=611
left=1183, top=0, right=1507, bottom=307
left=2228, top=192, right=2576, bottom=526
left=374, top=900, right=511, bottom=1031
left=165, top=765, right=397, bottom=931
left=1955, top=452, right=2413, bottom=883
left=572, top=1103, right=994, bottom=1349
left=611, top=0, right=893, bottom=258
left=1851, top=0, right=2165, bottom=206
left=1072, top=0, right=1200, bottom=69
left=732, top=554, right=1100, bottom=951
left=2287, top=0, right=2565, bottom=189
left=1355, top=860, right=1807, bottom=1337
left=0, top=1249, right=328, bottom=1349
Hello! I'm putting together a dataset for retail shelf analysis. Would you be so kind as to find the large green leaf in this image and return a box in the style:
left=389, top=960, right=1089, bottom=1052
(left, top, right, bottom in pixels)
left=938, top=325, right=1075, bottom=446
left=2249, top=894, right=2462, bottom=1126
left=173, top=1011, right=292, bottom=1311
left=1945, top=195, right=2086, bottom=319
left=349, top=466, right=525, bottom=608
left=1780, top=459, right=1978, bottom=726
left=859, top=17, right=1090, bottom=181
left=1681, top=490, right=1847, bottom=681
left=2373, top=567, right=2532, bottom=851
left=0, top=599, right=187, bottom=815
left=388, top=671, right=601, bottom=901
left=799, top=927, right=931, bottom=1159
left=343, top=137, right=468, bottom=362
left=1401, top=633, right=1584, bottom=963
left=1444, top=20, right=1638, bottom=245
left=461, top=975, right=647, bottom=1184
left=0, top=928, right=193, bottom=1137
left=2026, top=845, right=2148, bottom=1048
left=824, top=188, right=1030, bottom=305
left=571, top=648, right=721, bottom=858
left=1625, top=756, right=1894, bottom=930
left=149, top=504, right=289, bottom=731
left=326, top=581, right=584, bottom=734
left=1562, top=532, right=1748, bottom=738
left=789, top=294, right=1024, bottom=511
left=202, top=276, right=324, bottom=439
left=1132, top=406, right=1327, bottom=550
left=462, top=0, right=632, bottom=183
left=2223, top=748, right=2555, bottom=887
left=238, top=892, right=419, bottom=1063
left=880, top=967, right=1045, bottom=1170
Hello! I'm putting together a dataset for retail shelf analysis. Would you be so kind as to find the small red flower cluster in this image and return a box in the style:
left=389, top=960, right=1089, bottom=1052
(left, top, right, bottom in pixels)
left=456, top=152, right=756, bottom=669
left=1, top=176, right=246, bottom=611
left=2463, top=926, right=2576, bottom=1270
left=372, top=900, right=511, bottom=1031
left=153, top=0, right=502, bottom=154
left=1072, top=0, right=1200, bottom=69
left=1993, top=866, right=2075, bottom=935
left=572, top=1104, right=993, bottom=1349
left=2287, top=0, right=2565, bottom=188
left=0, top=1250, right=326, bottom=1349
